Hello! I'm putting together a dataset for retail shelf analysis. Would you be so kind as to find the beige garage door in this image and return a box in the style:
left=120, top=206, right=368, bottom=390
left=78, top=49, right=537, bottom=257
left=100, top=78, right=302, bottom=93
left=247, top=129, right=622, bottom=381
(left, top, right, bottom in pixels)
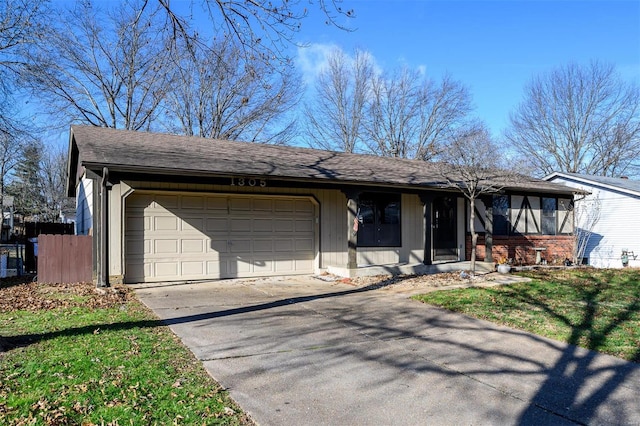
left=125, top=192, right=316, bottom=283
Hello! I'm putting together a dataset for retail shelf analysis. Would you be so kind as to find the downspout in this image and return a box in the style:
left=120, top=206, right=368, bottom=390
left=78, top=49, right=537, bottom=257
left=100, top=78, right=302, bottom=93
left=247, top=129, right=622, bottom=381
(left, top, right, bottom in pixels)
left=98, top=167, right=109, bottom=288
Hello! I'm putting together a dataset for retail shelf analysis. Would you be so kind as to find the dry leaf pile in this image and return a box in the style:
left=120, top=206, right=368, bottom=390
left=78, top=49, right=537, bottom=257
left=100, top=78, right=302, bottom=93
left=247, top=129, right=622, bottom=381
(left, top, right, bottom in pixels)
left=0, top=277, right=132, bottom=313
left=340, top=271, right=489, bottom=293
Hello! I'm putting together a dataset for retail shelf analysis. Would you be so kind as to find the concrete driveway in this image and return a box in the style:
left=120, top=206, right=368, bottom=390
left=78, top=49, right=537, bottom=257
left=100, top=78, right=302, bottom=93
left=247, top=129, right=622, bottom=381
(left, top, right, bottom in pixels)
left=132, top=276, right=640, bottom=425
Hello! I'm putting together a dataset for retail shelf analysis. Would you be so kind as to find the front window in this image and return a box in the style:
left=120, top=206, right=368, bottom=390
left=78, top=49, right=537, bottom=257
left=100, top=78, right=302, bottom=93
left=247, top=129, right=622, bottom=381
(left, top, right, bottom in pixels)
left=492, top=195, right=509, bottom=235
left=541, top=197, right=557, bottom=235
left=357, top=193, right=401, bottom=247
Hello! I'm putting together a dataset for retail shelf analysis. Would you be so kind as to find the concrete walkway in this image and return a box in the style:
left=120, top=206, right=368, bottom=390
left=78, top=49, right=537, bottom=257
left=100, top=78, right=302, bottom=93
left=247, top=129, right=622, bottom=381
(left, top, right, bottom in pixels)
left=133, top=276, right=640, bottom=425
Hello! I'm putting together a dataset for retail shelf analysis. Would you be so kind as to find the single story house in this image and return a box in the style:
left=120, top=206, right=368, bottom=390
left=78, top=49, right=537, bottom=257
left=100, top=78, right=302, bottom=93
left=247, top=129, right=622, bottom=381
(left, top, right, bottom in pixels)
left=544, top=172, right=640, bottom=268
left=67, top=125, right=578, bottom=285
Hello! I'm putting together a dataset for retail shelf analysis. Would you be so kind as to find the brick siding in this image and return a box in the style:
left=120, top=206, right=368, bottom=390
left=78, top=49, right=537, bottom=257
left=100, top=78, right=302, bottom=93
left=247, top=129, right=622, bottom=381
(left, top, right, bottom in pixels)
left=466, top=234, right=574, bottom=265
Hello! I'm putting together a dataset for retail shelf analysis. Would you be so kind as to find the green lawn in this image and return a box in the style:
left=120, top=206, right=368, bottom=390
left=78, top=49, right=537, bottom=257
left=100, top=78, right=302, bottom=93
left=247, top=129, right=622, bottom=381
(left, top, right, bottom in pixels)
left=0, top=280, right=252, bottom=425
left=413, top=268, right=640, bottom=362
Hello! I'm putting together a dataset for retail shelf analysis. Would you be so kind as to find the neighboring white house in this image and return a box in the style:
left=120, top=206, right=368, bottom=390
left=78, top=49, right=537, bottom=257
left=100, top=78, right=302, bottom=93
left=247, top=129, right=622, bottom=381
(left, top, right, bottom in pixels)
left=544, top=172, right=640, bottom=268
left=75, top=178, right=93, bottom=235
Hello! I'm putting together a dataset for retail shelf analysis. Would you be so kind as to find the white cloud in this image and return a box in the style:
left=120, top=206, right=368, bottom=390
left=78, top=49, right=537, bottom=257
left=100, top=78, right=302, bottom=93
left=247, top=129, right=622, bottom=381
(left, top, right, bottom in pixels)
left=295, top=43, right=341, bottom=85
left=296, top=43, right=385, bottom=87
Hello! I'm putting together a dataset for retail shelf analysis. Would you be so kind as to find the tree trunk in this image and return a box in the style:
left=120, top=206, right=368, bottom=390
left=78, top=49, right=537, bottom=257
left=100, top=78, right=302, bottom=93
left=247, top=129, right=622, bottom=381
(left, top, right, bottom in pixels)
left=469, top=197, right=477, bottom=273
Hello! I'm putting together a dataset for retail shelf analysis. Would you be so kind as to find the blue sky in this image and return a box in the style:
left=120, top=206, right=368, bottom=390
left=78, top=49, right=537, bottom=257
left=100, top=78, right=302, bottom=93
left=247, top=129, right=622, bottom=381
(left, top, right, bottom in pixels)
left=294, top=0, right=640, bottom=137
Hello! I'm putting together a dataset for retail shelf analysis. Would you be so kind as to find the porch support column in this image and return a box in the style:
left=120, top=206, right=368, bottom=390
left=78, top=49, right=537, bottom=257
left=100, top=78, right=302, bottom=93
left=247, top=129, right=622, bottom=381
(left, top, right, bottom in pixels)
left=419, top=193, right=433, bottom=265
left=342, top=189, right=360, bottom=270
left=481, top=195, right=493, bottom=262
left=98, top=167, right=110, bottom=288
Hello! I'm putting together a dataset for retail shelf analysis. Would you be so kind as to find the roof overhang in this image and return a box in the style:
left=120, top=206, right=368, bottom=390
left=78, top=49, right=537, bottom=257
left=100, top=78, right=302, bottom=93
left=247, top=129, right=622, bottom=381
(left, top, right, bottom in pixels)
left=67, top=126, right=578, bottom=198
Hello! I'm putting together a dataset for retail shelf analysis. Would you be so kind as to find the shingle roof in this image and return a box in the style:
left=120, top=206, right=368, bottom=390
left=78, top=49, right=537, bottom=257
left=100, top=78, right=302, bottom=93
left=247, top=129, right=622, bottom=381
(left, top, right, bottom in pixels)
left=545, top=172, right=640, bottom=196
left=69, top=126, right=575, bottom=195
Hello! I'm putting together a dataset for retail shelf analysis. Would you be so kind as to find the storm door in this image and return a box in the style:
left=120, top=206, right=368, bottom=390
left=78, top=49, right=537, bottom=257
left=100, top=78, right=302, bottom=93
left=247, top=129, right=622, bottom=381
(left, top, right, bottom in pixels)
left=432, top=196, right=458, bottom=261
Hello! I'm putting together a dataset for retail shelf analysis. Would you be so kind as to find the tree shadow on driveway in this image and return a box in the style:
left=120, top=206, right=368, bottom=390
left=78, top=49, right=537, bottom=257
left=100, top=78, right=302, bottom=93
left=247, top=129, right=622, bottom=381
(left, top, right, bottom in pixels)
left=5, top=275, right=640, bottom=425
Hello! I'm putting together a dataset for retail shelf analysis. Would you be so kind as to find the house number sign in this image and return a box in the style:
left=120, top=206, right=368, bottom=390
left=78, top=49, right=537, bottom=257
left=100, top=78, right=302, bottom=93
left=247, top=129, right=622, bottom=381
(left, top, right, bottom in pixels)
left=230, top=177, right=267, bottom=187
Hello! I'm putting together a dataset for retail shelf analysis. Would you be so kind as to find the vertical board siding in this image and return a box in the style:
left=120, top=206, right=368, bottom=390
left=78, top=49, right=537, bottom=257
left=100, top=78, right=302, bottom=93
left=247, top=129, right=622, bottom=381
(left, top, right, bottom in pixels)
left=358, top=248, right=400, bottom=266
left=405, top=194, right=425, bottom=263
left=38, top=235, right=93, bottom=283
left=357, top=194, right=423, bottom=266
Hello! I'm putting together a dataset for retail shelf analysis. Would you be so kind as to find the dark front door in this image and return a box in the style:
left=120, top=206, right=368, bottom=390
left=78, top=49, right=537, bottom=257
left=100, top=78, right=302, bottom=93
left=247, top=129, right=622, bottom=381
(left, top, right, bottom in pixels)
left=433, top=196, right=458, bottom=261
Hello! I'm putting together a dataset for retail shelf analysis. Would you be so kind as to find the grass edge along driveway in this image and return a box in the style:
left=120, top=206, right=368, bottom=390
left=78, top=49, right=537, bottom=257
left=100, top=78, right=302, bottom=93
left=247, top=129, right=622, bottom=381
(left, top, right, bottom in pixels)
left=413, top=268, right=640, bottom=363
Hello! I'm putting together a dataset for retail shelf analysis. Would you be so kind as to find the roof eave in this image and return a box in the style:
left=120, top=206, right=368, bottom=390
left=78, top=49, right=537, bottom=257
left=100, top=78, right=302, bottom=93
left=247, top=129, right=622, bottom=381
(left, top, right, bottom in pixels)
left=545, top=172, right=634, bottom=197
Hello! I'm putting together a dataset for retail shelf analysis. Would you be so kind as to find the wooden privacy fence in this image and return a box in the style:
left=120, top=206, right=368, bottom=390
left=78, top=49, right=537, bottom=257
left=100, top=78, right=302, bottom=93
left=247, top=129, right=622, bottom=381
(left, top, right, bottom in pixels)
left=38, top=235, right=93, bottom=283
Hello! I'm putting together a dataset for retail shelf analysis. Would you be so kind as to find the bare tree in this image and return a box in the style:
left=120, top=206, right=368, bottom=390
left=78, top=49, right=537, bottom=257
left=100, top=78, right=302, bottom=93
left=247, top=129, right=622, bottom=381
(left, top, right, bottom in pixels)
left=365, top=67, right=419, bottom=158
left=39, top=145, right=72, bottom=222
left=0, top=0, right=47, bottom=73
left=163, top=37, right=301, bottom=143
left=22, top=0, right=175, bottom=131
left=415, top=75, right=474, bottom=160
left=157, top=0, right=355, bottom=66
left=572, top=195, right=601, bottom=265
left=365, top=67, right=472, bottom=159
left=506, top=61, right=640, bottom=178
left=0, top=0, right=46, bottom=144
left=439, top=122, right=515, bottom=273
left=0, top=129, right=22, bottom=212
left=303, top=48, right=373, bottom=152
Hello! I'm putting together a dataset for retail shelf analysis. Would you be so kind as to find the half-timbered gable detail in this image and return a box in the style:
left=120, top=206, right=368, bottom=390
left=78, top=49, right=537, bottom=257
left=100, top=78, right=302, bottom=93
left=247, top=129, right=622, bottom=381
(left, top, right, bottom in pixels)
left=545, top=172, right=640, bottom=268
left=466, top=194, right=576, bottom=265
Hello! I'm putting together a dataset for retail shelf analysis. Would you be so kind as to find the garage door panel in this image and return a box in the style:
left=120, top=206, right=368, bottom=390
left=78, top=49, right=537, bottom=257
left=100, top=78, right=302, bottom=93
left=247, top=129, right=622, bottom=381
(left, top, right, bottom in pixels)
left=275, top=200, right=294, bottom=212
left=128, top=194, right=154, bottom=208
left=294, top=259, right=314, bottom=271
left=275, top=220, right=294, bottom=232
left=230, top=218, right=251, bottom=232
left=207, top=260, right=225, bottom=276
left=295, top=238, right=314, bottom=251
left=295, top=219, right=313, bottom=232
left=182, top=195, right=205, bottom=209
left=154, top=194, right=179, bottom=209
left=126, top=215, right=146, bottom=232
left=182, top=239, right=205, bottom=253
left=181, top=261, right=204, bottom=275
left=230, top=198, right=252, bottom=212
left=155, top=261, right=179, bottom=277
left=155, top=239, right=178, bottom=254
left=126, top=193, right=316, bottom=282
left=206, top=197, right=228, bottom=210
left=229, top=259, right=252, bottom=274
left=154, top=216, right=178, bottom=231
left=253, top=218, right=273, bottom=232
left=275, top=239, right=293, bottom=252
left=181, top=217, right=204, bottom=232
left=253, top=198, right=273, bottom=211
left=253, top=240, right=273, bottom=252
left=274, top=259, right=295, bottom=272
left=254, top=260, right=273, bottom=273
left=295, top=200, right=313, bottom=213
left=126, top=239, right=150, bottom=255
left=210, top=239, right=228, bottom=253
left=206, top=218, right=228, bottom=232
left=229, top=240, right=251, bottom=253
